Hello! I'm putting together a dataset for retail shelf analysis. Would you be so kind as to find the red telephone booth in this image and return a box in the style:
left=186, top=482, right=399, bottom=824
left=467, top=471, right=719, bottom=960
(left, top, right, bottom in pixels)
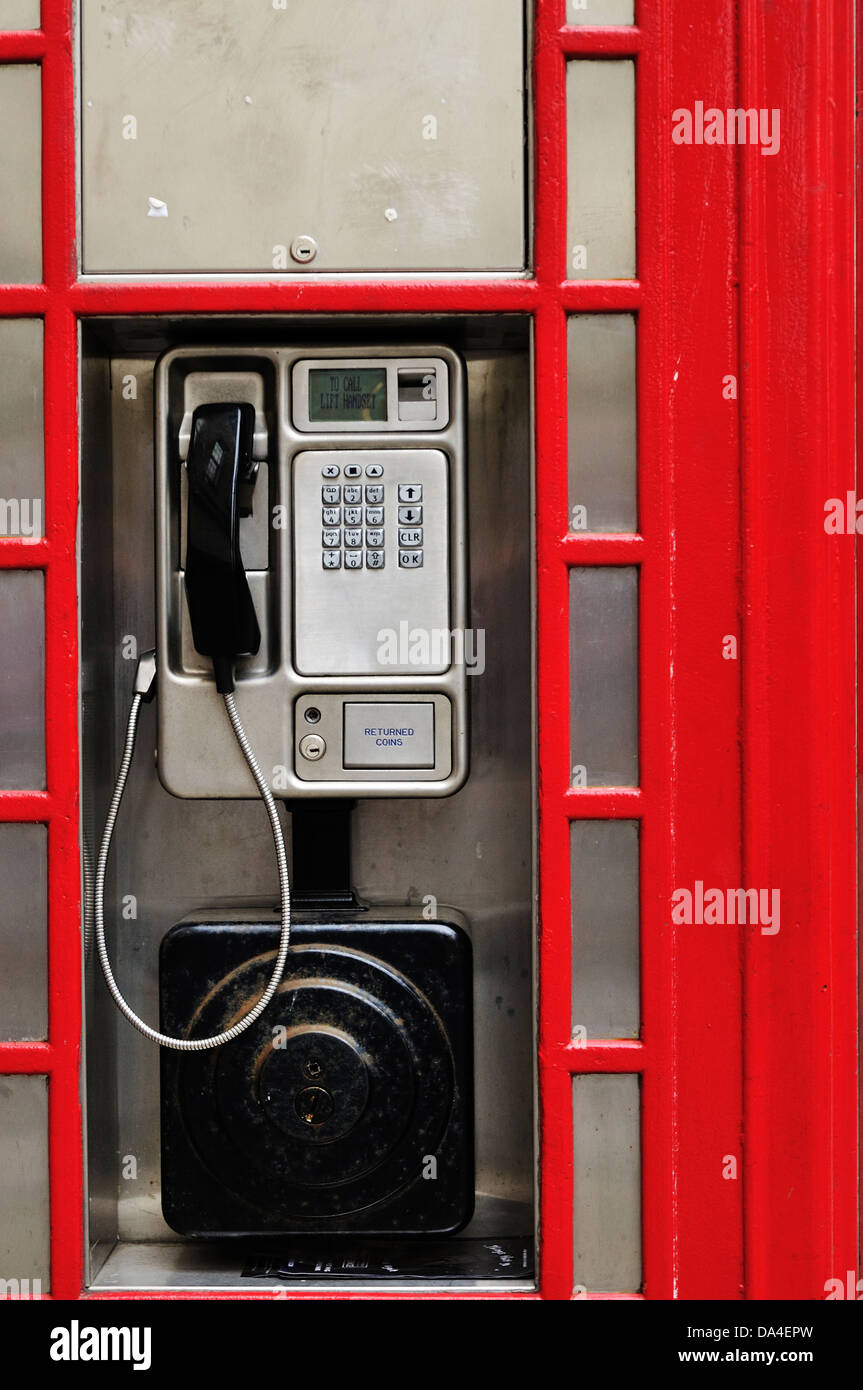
left=0, top=0, right=856, bottom=1303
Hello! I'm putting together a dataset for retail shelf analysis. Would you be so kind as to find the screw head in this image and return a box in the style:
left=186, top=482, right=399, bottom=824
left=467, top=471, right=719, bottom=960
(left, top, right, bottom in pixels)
left=290, top=234, right=318, bottom=264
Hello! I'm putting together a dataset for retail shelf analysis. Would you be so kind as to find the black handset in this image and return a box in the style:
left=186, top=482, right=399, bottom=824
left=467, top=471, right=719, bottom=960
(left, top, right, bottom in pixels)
left=184, top=402, right=260, bottom=691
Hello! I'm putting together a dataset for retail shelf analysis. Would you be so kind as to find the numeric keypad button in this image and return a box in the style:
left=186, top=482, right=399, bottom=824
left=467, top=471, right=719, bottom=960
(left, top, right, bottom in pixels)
left=322, top=551, right=341, bottom=569
left=365, top=484, right=384, bottom=505
left=344, top=529, right=362, bottom=548
left=344, top=550, right=363, bottom=569
left=343, top=485, right=362, bottom=504
left=322, top=506, right=341, bottom=525
left=366, top=528, right=384, bottom=547
left=322, top=485, right=340, bottom=504
left=367, top=550, right=385, bottom=569
left=344, top=506, right=362, bottom=526
left=366, top=506, right=384, bottom=525
left=322, top=529, right=341, bottom=548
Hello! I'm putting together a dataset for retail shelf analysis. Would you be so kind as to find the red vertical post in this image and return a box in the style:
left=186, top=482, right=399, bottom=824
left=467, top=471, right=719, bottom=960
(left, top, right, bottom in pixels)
left=42, top=0, right=83, bottom=1301
left=739, top=0, right=858, bottom=1298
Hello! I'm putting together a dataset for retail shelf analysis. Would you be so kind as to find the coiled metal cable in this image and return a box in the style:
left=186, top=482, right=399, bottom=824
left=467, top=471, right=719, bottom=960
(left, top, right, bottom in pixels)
left=95, top=686, right=291, bottom=1050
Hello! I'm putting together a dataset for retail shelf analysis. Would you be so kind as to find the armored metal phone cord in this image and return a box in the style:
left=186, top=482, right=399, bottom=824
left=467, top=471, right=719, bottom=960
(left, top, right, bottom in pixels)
left=94, top=659, right=291, bottom=1050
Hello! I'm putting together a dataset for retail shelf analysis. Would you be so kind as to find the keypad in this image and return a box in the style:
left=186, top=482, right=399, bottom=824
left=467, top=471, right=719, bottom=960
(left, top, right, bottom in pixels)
left=319, top=466, right=425, bottom=571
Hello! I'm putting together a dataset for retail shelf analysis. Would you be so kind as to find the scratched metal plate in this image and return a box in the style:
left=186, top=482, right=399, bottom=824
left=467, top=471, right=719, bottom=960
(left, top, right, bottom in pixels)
left=80, top=0, right=526, bottom=274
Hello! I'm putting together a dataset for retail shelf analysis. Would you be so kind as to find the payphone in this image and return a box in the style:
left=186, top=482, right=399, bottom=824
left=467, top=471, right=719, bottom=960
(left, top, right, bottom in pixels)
left=95, top=345, right=474, bottom=1235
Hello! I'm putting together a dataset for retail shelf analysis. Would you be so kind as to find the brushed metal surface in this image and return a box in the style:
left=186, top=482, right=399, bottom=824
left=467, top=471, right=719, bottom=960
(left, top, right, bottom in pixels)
left=0, top=66, right=41, bottom=283
left=79, top=320, right=533, bottom=1276
left=566, top=61, right=635, bottom=280
left=0, top=824, right=47, bottom=1040
left=0, top=1075, right=50, bottom=1290
left=570, top=566, right=639, bottom=787
left=567, top=314, right=636, bottom=533
left=294, top=449, right=450, bottom=676
left=571, top=820, right=639, bottom=1039
left=572, top=1074, right=641, bottom=1292
left=80, top=0, right=525, bottom=274
left=0, top=319, right=43, bottom=538
left=567, top=0, right=633, bottom=21
left=1, top=0, right=41, bottom=26
left=0, top=571, right=44, bottom=788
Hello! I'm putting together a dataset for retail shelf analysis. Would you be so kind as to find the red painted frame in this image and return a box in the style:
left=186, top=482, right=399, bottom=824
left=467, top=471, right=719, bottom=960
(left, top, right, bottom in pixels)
left=0, top=0, right=856, bottom=1301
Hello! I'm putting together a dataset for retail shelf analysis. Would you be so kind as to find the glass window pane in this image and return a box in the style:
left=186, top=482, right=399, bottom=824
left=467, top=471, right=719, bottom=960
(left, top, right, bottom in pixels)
left=0, top=571, right=45, bottom=788
left=571, top=820, right=639, bottom=1039
left=0, top=1074, right=50, bottom=1293
left=573, top=1073, right=641, bottom=1292
left=567, top=0, right=634, bottom=22
left=0, top=66, right=42, bottom=283
left=568, top=314, right=636, bottom=533
left=1, top=2, right=41, bottom=28
left=566, top=61, right=635, bottom=280
left=570, top=567, right=638, bottom=786
left=0, top=824, right=47, bottom=1040
left=0, top=319, right=43, bottom=538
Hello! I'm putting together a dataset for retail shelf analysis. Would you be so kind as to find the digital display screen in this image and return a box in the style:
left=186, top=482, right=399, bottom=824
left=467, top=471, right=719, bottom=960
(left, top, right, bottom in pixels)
left=309, top=368, right=387, bottom=422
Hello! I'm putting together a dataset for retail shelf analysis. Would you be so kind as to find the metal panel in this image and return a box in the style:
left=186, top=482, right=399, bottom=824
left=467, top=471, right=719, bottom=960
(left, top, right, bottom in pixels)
left=80, top=0, right=525, bottom=274
left=0, top=65, right=41, bottom=283
left=0, top=1075, right=50, bottom=1291
left=572, top=1073, right=640, bottom=1292
left=0, top=823, right=47, bottom=1039
left=0, top=571, right=45, bottom=787
left=0, top=319, right=43, bottom=537
left=1, top=1, right=40, bottom=30
left=571, top=820, right=639, bottom=1039
left=567, top=0, right=633, bottom=22
left=78, top=327, right=533, bottom=1264
left=566, top=61, right=635, bottom=280
left=569, top=566, right=638, bottom=786
left=567, top=314, right=636, bottom=533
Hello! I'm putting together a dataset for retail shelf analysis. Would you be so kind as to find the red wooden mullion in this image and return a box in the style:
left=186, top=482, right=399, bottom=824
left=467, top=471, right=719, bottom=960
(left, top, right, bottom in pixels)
left=554, top=0, right=680, bottom=1301
left=561, top=26, right=642, bottom=59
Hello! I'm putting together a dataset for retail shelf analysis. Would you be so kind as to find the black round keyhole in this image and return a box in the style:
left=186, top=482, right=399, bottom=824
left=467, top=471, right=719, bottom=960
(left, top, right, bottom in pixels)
left=294, top=1086, right=334, bottom=1126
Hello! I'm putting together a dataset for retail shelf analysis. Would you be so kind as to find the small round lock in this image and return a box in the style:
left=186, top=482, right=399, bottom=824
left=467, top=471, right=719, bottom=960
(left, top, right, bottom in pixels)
left=290, top=235, right=318, bottom=264
left=299, top=733, right=326, bottom=761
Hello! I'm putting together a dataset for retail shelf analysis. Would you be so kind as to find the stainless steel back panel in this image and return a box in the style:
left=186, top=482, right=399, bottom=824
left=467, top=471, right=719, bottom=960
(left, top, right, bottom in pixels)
left=79, top=319, right=534, bottom=1275
left=80, top=0, right=526, bottom=274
